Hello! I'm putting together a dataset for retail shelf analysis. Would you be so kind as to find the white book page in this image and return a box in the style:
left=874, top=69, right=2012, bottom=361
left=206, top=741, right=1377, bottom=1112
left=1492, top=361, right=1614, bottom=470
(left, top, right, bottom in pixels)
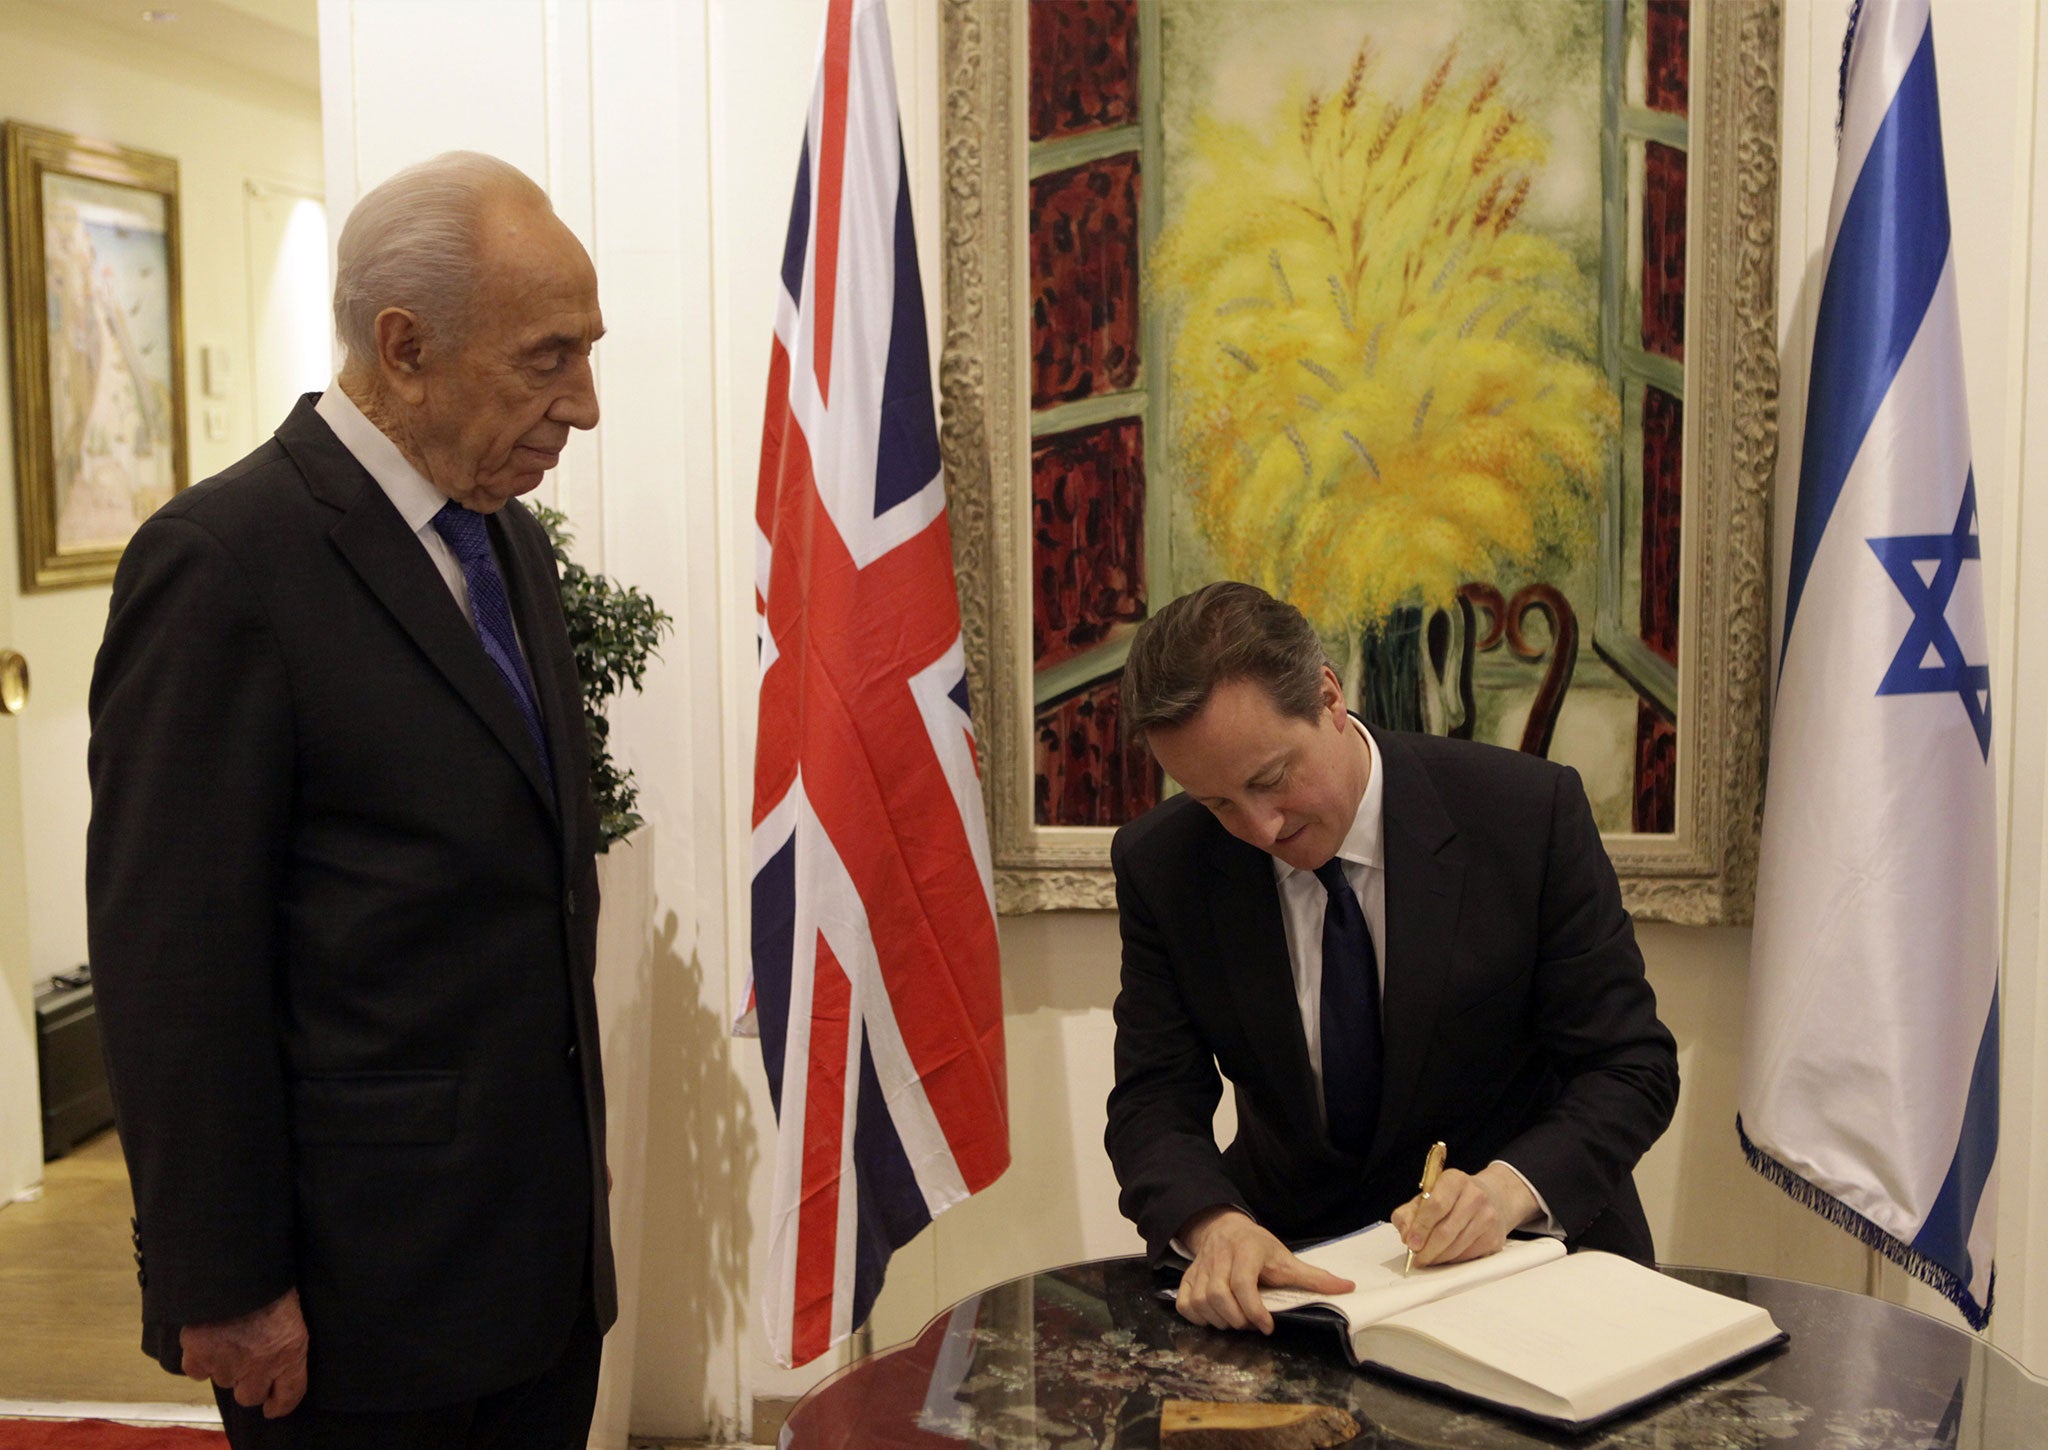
left=1366, top=1252, right=1779, bottom=1415
left=1253, top=1223, right=1566, bottom=1329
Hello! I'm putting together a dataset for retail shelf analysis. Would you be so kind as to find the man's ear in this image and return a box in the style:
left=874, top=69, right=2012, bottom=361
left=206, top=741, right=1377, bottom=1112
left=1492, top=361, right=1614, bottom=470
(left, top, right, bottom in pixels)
left=1319, top=664, right=1348, bottom=722
left=372, top=307, right=428, bottom=404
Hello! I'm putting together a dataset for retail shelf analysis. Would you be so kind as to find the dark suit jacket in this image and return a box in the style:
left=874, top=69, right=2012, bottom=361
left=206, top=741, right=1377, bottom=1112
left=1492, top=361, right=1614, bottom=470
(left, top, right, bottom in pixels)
left=87, top=395, right=616, bottom=1411
left=1104, top=727, right=1678, bottom=1266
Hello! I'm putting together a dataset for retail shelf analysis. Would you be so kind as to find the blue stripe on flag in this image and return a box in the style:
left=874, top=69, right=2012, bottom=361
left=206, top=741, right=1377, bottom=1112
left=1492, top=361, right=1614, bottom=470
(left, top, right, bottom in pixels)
left=752, top=832, right=798, bottom=1115
left=1781, top=21, right=1949, bottom=670
left=874, top=138, right=941, bottom=518
left=781, top=140, right=812, bottom=308
left=1910, top=990, right=1999, bottom=1324
left=849, top=1038, right=933, bottom=1329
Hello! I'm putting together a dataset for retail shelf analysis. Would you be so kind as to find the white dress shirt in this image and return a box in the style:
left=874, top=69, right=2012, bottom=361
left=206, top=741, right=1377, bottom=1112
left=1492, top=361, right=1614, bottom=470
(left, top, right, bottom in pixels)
left=315, top=383, right=530, bottom=666
left=316, top=383, right=479, bottom=623
left=1273, top=718, right=1559, bottom=1236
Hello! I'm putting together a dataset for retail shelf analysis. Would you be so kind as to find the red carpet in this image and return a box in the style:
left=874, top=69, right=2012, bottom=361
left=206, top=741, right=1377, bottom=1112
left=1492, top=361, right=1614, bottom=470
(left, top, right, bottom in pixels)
left=0, top=1422, right=225, bottom=1449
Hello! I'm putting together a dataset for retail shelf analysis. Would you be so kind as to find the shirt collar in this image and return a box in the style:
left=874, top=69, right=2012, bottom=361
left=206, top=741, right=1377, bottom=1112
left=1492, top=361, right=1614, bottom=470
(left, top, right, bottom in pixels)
left=1274, top=717, right=1384, bottom=883
left=315, top=381, right=451, bottom=533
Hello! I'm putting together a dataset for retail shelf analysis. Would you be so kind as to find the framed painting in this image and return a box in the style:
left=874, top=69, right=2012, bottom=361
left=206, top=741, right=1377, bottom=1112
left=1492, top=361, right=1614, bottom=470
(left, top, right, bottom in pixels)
left=940, top=0, right=1780, bottom=923
left=5, top=122, right=187, bottom=592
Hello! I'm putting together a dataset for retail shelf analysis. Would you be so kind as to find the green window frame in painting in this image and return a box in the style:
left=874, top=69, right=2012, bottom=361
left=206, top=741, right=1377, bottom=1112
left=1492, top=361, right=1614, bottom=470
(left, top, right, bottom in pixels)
left=1597, top=0, right=1690, bottom=831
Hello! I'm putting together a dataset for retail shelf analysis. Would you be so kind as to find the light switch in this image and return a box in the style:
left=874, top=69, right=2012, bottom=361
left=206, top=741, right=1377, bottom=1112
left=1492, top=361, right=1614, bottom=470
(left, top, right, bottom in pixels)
left=204, top=405, right=231, bottom=441
left=201, top=345, right=233, bottom=399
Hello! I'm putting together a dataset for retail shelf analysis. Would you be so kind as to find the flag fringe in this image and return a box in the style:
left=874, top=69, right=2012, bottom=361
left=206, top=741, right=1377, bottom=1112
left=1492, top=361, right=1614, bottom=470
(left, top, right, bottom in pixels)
left=1737, top=1116, right=1993, bottom=1331
left=1835, top=0, right=1867, bottom=141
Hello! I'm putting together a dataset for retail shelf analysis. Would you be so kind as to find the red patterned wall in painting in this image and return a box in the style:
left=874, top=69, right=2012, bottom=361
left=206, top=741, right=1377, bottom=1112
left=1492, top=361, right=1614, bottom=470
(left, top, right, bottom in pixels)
left=1632, top=0, right=1687, bottom=834
left=1035, top=678, right=1161, bottom=827
left=1028, top=0, right=1139, bottom=142
left=1640, top=386, right=1682, bottom=665
left=1646, top=0, right=1690, bottom=116
left=1030, top=155, right=1143, bottom=407
left=1029, top=7, right=1151, bottom=830
left=1642, top=142, right=1687, bottom=361
left=1033, top=418, right=1147, bottom=671
left=1634, top=699, right=1677, bottom=833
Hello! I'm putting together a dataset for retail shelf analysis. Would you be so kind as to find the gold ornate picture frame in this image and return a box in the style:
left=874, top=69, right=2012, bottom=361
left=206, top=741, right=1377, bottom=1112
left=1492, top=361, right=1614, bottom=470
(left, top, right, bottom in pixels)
left=5, top=121, right=187, bottom=592
left=941, top=0, right=1780, bottom=924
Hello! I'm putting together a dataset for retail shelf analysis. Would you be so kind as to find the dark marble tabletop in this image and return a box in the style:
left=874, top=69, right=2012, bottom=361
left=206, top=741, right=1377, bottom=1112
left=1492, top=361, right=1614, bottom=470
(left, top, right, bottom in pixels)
left=782, top=1257, right=2048, bottom=1448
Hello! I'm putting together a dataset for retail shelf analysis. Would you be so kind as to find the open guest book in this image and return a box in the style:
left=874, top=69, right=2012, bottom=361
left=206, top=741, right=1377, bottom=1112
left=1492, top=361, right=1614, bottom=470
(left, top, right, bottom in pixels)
left=1213, top=1224, right=1787, bottom=1432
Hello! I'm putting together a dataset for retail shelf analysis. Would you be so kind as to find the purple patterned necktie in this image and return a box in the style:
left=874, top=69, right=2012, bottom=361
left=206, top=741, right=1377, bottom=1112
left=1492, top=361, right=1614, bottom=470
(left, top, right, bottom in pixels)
left=431, top=501, right=554, bottom=793
left=1315, top=857, right=1382, bottom=1156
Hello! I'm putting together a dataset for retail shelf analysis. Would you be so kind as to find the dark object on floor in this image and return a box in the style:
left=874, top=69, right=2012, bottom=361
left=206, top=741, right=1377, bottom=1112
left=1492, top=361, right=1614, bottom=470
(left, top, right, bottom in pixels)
left=35, top=970, right=116, bottom=1160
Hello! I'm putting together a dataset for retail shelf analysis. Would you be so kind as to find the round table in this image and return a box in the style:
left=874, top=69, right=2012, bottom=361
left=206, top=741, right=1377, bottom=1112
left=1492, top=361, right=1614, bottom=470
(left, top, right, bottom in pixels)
left=782, top=1258, right=2048, bottom=1448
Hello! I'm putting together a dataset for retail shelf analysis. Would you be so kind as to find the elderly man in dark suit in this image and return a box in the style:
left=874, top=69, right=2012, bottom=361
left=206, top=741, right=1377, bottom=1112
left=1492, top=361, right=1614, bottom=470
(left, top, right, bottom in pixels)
left=1104, top=582, right=1679, bottom=1334
left=88, top=151, right=613, bottom=1446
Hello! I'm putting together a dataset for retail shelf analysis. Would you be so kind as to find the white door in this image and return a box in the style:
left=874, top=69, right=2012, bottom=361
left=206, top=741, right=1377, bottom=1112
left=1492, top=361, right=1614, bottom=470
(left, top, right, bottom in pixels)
left=0, top=570, right=44, bottom=1198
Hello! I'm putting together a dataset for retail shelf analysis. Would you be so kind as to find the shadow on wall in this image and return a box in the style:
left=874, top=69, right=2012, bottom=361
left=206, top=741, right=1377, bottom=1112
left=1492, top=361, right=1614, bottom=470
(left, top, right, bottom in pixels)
left=635, top=908, right=757, bottom=1433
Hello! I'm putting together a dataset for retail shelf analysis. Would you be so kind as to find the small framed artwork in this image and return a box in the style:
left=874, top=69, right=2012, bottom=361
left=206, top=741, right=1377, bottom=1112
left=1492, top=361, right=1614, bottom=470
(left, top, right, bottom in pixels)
left=5, top=121, right=187, bottom=592
left=941, top=0, right=1780, bottom=922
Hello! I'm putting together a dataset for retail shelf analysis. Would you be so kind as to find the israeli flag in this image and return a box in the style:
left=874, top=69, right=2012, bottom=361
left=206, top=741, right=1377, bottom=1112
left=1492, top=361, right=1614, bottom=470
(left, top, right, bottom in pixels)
left=1739, top=0, right=1998, bottom=1330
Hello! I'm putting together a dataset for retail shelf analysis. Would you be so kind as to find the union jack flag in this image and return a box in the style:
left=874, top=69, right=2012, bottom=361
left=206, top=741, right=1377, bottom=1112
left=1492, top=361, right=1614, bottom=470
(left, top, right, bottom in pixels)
left=749, top=0, right=1009, bottom=1369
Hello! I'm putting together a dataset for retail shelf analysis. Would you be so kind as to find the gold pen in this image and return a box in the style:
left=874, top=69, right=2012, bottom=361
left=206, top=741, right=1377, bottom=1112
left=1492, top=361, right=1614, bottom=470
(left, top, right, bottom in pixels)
left=1404, top=1141, right=1449, bottom=1276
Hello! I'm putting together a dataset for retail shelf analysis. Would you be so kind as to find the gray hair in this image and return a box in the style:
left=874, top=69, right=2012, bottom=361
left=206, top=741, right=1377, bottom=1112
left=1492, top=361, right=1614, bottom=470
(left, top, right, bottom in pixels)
left=1121, top=582, right=1334, bottom=744
left=332, top=151, right=549, bottom=366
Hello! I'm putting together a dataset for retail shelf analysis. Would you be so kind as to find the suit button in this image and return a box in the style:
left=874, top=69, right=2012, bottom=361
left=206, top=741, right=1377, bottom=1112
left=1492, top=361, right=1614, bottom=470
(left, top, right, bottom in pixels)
left=564, top=888, right=578, bottom=917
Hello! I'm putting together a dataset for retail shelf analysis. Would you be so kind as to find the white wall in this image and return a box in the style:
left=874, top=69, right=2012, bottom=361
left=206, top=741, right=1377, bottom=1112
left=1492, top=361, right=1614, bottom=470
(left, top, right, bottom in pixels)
left=2000, top=1, right=2048, bottom=1382
left=319, top=0, right=2048, bottom=1438
left=0, top=0, right=323, bottom=1200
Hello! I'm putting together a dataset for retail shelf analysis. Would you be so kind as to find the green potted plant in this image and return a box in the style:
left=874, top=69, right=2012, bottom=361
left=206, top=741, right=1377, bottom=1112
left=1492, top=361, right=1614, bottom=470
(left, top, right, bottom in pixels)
left=532, top=504, right=672, bottom=849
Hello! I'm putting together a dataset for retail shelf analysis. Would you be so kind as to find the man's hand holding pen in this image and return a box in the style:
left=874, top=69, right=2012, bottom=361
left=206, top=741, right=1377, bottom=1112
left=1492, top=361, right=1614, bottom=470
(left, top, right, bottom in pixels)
left=1392, top=1159, right=1539, bottom=1268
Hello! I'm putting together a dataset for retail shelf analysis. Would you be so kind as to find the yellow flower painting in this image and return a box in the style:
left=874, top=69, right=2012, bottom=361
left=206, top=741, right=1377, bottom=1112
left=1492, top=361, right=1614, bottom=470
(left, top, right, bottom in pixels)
left=1136, top=1, right=1673, bottom=830
left=1022, top=1, right=1691, bottom=834
left=1155, top=40, right=1615, bottom=639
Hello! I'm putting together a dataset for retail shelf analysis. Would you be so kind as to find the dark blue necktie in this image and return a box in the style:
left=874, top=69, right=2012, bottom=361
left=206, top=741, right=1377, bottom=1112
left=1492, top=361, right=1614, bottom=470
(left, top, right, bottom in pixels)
left=432, top=501, right=554, bottom=792
left=1315, top=857, right=1382, bottom=1156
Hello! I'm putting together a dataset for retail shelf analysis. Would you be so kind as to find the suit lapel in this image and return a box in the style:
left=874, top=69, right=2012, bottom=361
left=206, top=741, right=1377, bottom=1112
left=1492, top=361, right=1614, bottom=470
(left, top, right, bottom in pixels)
left=276, top=398, right=560, bottom=823
left=1368, top=728, right=1466, bottom=1175
left=1203, top=825, right=1321, bottom=1136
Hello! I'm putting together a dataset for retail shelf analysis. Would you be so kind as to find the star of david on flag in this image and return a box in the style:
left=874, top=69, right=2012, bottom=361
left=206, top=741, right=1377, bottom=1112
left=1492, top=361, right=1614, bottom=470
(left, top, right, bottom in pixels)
left=1739, top=0, right=1999, bottom=1329
left=1868, top=477, right=1991, bottom=757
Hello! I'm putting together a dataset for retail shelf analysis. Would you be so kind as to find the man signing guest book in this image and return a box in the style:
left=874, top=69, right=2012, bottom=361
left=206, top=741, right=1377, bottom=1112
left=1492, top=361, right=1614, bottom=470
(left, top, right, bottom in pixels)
left=1103, top=582, right=1679, bottom=1333
left=87, top=152, right=614, bottom=1446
